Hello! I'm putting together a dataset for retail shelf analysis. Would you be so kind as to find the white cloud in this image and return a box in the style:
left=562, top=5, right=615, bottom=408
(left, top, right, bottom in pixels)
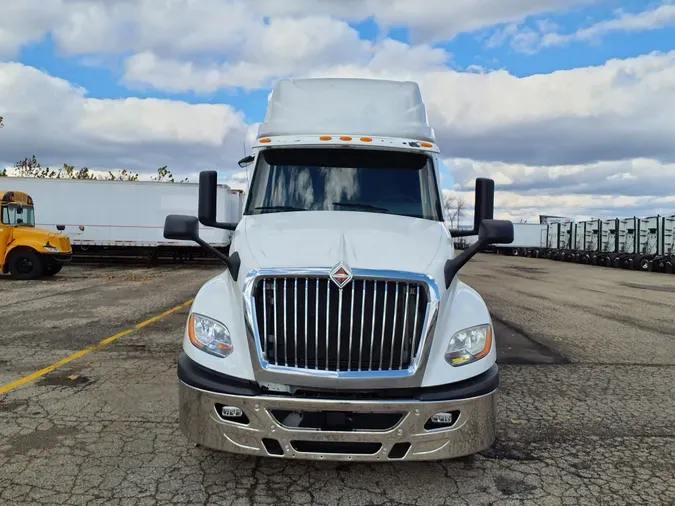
left=122, top=32, right=448, bottom=93
left=0, top=0, right=599, bottom=59
left=0, top=62, right=248, bottom=178
left=306, top=51, right=675, bottom=167
left=489, top=3, right=675, bottom=54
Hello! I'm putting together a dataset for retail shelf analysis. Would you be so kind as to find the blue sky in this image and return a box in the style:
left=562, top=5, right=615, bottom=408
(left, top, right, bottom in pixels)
left=1, top=0, right=675, bottom=221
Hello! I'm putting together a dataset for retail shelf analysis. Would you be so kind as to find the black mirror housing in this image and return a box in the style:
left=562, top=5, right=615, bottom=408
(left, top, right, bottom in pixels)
left=198, top=170, right=238, bottom=231
left=473, top=178, right=494, bottom=230
left=164, top=215, right=200, bottom=241
left=479, top=219, right=514, bottom=245
left=448, top=177, right=496, bottom=237
left=56, top=225, right=66, bottom=231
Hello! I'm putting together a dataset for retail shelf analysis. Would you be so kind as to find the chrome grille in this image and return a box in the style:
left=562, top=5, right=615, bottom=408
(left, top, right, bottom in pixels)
left=253, top=276, right=428, bottom=371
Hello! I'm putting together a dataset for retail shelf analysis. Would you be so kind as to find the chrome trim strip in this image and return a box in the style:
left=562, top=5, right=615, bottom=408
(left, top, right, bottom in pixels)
left=242, top=267, right=441, bottom=389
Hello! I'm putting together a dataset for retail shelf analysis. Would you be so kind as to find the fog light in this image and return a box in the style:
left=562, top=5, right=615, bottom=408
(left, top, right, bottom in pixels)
left=430, top=412, right=455, bottom=424
left=221, top=406, right=243, bottom=418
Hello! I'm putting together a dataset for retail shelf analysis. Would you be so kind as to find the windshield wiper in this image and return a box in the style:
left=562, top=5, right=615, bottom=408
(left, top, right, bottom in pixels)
left=332, top=202, right=391, bottom=213
left=254, top=205, right=307, bottom=212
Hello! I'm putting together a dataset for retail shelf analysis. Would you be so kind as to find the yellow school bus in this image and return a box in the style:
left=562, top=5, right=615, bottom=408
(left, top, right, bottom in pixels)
left=0, top=190, right=72, bottom=279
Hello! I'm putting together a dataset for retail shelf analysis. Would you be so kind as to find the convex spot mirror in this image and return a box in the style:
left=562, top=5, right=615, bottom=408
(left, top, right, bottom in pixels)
left=479, top=219, right=514, bottom=245
left=164, top=214, right=200, bottom=241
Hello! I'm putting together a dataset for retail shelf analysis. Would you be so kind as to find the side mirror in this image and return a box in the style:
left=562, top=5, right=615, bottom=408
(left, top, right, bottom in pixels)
left=164, top=211, right=241, bottom=280
left=443, top=180, right=514, bottom=288
left=478, top=219, right=514, bottom=245
left=56, top=225, right=66, bottom=231
left=164, top=215, right=200, bottom=241
left=238, top=155, right=254, bottom=168
left=198, top=171, right=237, bottom=231
left=448, top=178, right=494, bottom=237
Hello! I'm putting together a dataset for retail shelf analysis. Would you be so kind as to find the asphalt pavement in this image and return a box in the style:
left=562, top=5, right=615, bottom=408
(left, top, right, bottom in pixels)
left=1, top=256, right=673, bottom=505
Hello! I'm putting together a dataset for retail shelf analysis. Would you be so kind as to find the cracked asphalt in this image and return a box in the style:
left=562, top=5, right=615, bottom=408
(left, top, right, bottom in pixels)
left=1, top=256, right=674, bottom=505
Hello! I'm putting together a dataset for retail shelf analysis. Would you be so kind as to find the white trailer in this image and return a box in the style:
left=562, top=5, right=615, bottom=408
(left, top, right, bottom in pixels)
left=2, top=177, right=244, bottom=260
left=491, top=223, right=546, bottom=257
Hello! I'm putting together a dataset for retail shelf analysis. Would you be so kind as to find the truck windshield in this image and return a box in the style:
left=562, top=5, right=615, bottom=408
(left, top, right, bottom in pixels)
left=1, top=204, right=36, bottom=227
left=244, top=148, right=443, bottom=221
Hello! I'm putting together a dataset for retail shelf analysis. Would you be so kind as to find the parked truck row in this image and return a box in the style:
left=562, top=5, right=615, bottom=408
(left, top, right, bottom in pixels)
left=474, top=216, right=675, bottom=273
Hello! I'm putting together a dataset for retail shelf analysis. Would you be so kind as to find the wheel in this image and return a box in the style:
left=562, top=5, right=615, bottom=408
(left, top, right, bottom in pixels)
left=636, top=255, right=653, bottom=272
left=9, top=249, right=43, bottom=280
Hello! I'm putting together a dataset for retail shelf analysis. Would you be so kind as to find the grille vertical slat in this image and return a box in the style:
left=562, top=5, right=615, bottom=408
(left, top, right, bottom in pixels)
left=389, top=282, right=399, bottom=370
left=412, top=290, right=420, bottom=359
left=294, top=279, right=298, bottom=366
left=325, top=281, right=330, bottom=370
left=283, top=279, right=288, bottom=366
left=304, top=279, right=309, bottom=368
left=273, top=279, right=278, bottom=364
left=336, top=288, right=344, bottom=371
left=379, top=283, right=389, bottom=370
left=400, top=284, right=409, bottom=367
left=254, top=275, right=427, bottom=372
left=262, top=279, right=268, bottom=356
left=315, top=280, right=319, bottom=370
left=369, top=281, right=378, bottom=371
left=348, top=282, right=355, bottom=371
left=358, top=282, right=366, bottom=371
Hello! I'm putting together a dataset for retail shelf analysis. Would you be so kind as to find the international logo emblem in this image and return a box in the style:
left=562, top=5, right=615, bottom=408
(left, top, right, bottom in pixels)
left=329, top=262, right=353, bottom=289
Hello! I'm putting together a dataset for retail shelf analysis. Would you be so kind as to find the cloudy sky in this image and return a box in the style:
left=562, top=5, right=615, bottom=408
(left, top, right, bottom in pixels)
left=1, top=0, right=674, bottom=223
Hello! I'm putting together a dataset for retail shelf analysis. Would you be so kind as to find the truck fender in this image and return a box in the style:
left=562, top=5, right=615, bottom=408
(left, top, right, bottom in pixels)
left=422, top=279, right=496, bottom=388
left=182, top=272, right=257, bottom=381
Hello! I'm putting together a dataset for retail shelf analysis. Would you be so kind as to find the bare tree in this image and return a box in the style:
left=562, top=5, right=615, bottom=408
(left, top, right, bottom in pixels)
left=442, top=192, right=456, bottom=225
left=454, top=196, right=466, bottom=226
left=8, top=155, right=190, bottom=182
left=442, top=191, right=468, bottom=228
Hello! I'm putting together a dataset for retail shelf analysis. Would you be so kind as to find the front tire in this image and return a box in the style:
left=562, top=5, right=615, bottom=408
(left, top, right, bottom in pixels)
left=9, top=250, right=43, bottom=280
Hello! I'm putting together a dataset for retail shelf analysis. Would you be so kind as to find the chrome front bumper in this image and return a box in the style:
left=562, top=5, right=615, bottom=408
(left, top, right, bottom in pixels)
left=178, top=381, right=496, bottom=461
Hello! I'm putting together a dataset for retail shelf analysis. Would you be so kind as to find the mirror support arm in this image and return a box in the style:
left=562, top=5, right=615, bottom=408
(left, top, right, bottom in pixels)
left=193, top=237, right=240, bottom=280
left=444, top=239, right=485, bottom=288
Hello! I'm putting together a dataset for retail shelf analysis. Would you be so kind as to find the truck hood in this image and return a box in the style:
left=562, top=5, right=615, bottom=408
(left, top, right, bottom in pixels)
left=242, top=211, right=447, bottom=273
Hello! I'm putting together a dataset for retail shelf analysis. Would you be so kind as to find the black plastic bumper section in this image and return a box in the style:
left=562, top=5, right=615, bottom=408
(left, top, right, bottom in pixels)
left=51, top=253, right=73, bottom=263
left=177, top=352, right=499, bottom=401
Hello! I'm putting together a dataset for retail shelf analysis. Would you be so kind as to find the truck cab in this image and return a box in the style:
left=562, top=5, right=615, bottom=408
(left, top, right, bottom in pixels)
left=1, top=190, right=72, bottom=279
left=164, top=78, right=514, bottom=461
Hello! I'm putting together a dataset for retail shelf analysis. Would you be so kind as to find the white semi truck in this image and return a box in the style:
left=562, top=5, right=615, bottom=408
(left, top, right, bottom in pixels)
left=164, top=78, right=514, bottom=461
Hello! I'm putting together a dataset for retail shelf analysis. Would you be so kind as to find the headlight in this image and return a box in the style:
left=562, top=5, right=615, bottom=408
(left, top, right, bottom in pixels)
left=44, top=245, right=60, bottom=253
left=444, top=324, right=492, bottom=366
left=188, top=313, right=233, bottom=358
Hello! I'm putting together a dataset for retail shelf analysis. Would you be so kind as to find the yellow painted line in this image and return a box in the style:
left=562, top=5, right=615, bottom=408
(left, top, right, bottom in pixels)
left=0, top=298, right=194, bottom=396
